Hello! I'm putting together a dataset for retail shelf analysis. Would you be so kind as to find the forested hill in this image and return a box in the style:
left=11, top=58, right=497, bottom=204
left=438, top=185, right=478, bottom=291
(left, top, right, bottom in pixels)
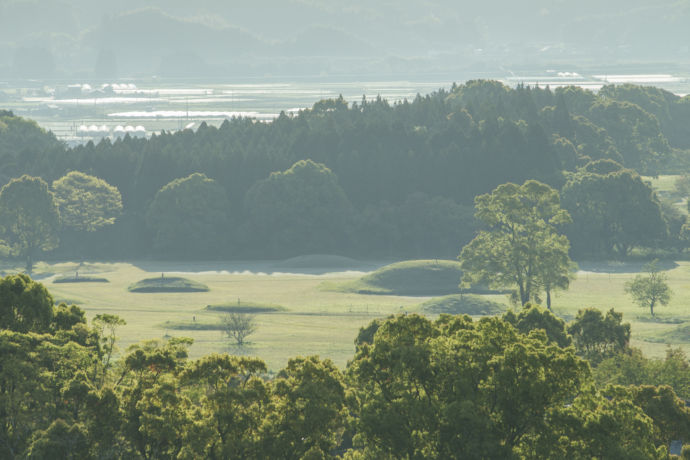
left=2, top=81, right=690, bottom=260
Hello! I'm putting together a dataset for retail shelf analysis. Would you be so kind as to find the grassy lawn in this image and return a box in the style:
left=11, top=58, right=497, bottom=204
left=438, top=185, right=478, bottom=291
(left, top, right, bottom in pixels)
left=18, top=260, right=424, bottom=371
left=550, top=260, right=690, bottom=358
left=4, top=257, right=690, bottom=370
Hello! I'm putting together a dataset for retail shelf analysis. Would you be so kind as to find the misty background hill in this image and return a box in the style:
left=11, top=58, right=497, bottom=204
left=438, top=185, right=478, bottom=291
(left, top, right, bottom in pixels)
left=1, top=0, right=689, bottom=80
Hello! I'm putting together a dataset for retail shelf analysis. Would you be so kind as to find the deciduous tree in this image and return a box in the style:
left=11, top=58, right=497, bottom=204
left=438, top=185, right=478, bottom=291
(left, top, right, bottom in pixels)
left=263, top=356, right=347, bottom=459
left=561, top=162, right=667, bottom=258
left=0, top=273, right=54, bottom=333
left=0, top=175, right=60, bottom=272
left=147, top=173, right=231, bottom=257
left=458, top=180, right=573, bottom=306
left=178, top=354, right=268, bottom=459
left=503, top=304, right=572, bottom=347
left=52, top=171, right=122, bottom=232
left=244, top=159, right=355, bottom=256
left=221, top=313, right=256, bottom=346
left=567, top=308, right=630, bottom=363
left=625, top=260, right=672, bottom=317
left=347, top=314, right=593, bottom=458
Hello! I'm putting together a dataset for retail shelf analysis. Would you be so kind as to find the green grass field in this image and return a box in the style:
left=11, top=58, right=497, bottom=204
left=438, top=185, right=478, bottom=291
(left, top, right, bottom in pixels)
left=19, top=260, right=425, bottom=370
left=5, top=257, right=690, bottom=370
left=550, top=261, right=690, bottom=359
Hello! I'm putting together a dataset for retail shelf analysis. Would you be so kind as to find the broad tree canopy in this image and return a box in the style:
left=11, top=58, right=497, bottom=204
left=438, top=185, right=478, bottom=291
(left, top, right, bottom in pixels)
left=561, top=160, right=667, bottom=258
left=0, top=175, right=60, bottom=272
left=244, top=159, right=354, bottom=256
left=459, top=180, right=573, bottom=306
left=147, top=172, right=231, bottom=257
left=0, top=274, right=54, bottom=333
left=52, top=171, right=123, bottom=232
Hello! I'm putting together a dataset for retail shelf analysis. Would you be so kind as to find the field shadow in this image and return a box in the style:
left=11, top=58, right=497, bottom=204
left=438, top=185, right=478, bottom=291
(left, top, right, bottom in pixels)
left=577, top=260, right=679, bottom=274
left=224, top=344, right=258, bottom=356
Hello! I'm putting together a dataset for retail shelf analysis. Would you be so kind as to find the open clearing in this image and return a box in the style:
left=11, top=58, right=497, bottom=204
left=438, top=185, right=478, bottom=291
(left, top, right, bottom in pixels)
left=4, top=258, right=690, bottom=370
left=21, top=259, right=422, bottom=370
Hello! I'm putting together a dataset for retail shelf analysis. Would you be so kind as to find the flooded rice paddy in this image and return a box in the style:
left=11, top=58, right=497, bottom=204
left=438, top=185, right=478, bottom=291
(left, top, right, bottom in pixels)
left=1, top=71, right=689, bottom=146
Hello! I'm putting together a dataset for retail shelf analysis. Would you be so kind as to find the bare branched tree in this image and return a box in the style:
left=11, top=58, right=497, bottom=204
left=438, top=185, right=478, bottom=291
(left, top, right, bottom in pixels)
left=221, top=312, right=257, bottom=346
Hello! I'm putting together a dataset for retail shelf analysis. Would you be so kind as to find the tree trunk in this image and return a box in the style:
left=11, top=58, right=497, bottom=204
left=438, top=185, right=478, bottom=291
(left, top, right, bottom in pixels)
left=519, top=284, right=529, bottom=306
left=546, top=290, right=552, bottom=311
left=25, top=253, right=33, bottom=274
left=650, top=300, right=655, bottom=317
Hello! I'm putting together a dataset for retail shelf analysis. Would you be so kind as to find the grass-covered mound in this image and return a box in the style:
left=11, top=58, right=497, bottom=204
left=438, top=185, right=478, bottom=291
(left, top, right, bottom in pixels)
left=54, top=275, right=109, bottom=283
left=420, top=294, right=506, bottom=315
left=206, top=301, right=286, bottom=314
left=159, top=320, right=223, bottom=331
left=327, top=260, right=466, bottom=296
left=128, top=276, right=209, bottom=293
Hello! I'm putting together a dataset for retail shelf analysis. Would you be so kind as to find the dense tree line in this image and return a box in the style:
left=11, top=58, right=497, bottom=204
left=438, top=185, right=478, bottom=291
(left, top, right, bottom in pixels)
left=1, top=82, right=689, bottom=260
left=2, top=275, right=690, bottom=459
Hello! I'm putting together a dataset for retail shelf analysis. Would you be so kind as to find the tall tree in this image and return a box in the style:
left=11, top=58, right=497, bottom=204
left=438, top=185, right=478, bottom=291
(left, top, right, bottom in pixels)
left=347, top=314, right=606, bottom=459
left=244, top=159, right=355, bottom=256
left=0, top=175, right=60, bottom=272
left=52, top=171, right=123, bottom=232
left=178, top=355, right=269, bottom=459
left=561, top=161, right=667, bottom=258
left=567, top=308, right=630, bottom=364
left=147, top=173, right=231, bottom=257
left=535, top=234, right=577, bottom=310
left=503, top=304, right=572, bottom=347
left=587, top=100, right=670, bottom=174
left=262, top=356, right=347, bottom=459
left=458, top=180, right=573, bottom=306
left=0, top=274, right=54, bottom=333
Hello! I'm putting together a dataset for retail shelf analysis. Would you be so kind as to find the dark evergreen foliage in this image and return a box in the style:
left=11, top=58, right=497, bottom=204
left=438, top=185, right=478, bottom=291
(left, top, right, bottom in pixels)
left=1, top=81, right=688, bottom=260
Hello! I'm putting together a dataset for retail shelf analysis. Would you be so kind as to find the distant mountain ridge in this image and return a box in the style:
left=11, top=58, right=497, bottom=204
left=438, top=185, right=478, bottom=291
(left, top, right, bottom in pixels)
left=0, top=0, right=688, bottom=78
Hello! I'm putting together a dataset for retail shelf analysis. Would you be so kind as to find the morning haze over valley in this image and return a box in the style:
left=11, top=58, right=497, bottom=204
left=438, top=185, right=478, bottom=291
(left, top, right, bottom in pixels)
left=1, top=1, right=690, bottom=459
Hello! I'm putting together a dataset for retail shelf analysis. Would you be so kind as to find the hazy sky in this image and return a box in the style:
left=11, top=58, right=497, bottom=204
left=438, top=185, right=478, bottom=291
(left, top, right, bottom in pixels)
left=1, top=0, right=688, bottom=79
